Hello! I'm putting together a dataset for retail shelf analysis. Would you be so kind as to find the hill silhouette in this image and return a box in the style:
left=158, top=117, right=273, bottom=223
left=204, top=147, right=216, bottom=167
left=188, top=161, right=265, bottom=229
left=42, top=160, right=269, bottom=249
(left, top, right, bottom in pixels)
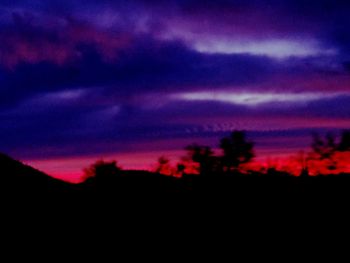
left=0, top=153, right=73, bottom=196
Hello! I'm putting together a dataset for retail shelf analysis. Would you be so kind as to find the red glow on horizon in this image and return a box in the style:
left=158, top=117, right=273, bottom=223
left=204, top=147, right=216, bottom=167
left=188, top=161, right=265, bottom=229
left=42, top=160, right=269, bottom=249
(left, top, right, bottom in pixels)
left=25, top=149, right=350, bottom=183
left=27, top=150, right=185, bottom=183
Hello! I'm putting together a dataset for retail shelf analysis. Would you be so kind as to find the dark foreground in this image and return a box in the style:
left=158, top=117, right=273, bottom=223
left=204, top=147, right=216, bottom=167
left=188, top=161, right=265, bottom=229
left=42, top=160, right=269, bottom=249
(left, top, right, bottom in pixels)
left=3, top=152, right=350, bottom=245
left=2, top=153, right=350, bottom=204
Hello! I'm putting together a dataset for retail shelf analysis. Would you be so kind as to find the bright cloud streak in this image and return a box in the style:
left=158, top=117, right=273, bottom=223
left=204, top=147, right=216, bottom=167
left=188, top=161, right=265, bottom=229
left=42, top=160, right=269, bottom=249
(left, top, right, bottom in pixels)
left=193, top=39, right=337, bottom=58
left=174, top=91, right=344, bottom=106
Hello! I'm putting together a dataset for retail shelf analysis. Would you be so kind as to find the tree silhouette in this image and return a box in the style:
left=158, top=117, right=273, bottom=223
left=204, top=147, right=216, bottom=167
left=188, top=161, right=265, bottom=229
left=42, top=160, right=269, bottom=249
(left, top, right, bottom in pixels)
left=310, top=133, right=338, bottom=172
left=185, top=144, right=217, bottom=176
left=338, top=130, right=350, bottom=151
left=220, top=131, right=254, bottom=173
left=83, top=160, right=121, bottom=182
left=176, top=163, right=186, bottom=177
left=155, top=156, right=173, bottom=176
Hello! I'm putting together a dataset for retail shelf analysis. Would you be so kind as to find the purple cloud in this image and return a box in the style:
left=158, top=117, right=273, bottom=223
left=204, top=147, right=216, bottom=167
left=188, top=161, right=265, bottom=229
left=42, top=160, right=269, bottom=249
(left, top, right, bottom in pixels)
left=0, top=0, right=350, bottom=178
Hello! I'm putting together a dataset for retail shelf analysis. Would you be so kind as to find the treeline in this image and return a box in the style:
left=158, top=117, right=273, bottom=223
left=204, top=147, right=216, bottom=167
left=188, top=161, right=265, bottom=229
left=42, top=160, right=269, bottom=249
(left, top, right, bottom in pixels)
left=83, top=130, right=350, bottom=180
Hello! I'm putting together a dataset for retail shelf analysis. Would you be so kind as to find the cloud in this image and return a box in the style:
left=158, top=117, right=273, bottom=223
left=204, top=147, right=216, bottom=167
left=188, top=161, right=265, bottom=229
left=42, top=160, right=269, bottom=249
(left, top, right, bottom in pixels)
left=0, top=12, right=131, bottom=68
left=192, top=39, right=337, bottom=59
left=172, top=91, right=345, bottom=106
left=0, top=0, right=350, bottom=175
left=0, top=35, right=287, bottom=109
left=2, top=89, right=350, bottom=160
left=2, top=27, right=346, bottom=112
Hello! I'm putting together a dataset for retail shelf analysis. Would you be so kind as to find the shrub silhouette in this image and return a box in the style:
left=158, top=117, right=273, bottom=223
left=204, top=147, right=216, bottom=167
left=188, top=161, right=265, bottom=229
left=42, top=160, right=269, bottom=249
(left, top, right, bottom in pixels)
left=220, top=131, right=254, bottom=173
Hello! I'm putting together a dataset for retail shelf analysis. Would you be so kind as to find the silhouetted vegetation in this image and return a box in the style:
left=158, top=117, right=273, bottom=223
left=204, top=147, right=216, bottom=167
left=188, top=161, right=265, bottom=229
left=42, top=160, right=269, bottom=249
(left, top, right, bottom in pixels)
left=3, top=130, right=350, bottom=201
left=220, top=131, right=255, bottom=173
left=155, top=156, right=173, bottom=176
left=310, top=132, right=338, bottom=172
left=308, top=131, right=350, bottom=174
left=185, top=144, right=218, bottom=176
left=338, top=130, right=350, bottom=151
left=83, top=160, right=121, bottom=181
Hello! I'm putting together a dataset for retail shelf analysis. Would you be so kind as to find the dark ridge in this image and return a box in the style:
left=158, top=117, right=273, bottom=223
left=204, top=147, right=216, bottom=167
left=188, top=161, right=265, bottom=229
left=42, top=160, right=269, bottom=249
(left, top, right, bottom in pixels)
left=0, top=153, right=73, bottom=196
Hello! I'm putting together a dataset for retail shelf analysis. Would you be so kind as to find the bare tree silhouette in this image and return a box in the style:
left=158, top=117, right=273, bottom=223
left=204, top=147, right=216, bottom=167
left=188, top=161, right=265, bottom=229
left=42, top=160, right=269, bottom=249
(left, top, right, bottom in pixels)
left=220, top=131, right=254, bottom=173
left=310, top=133, right=338, bottom=172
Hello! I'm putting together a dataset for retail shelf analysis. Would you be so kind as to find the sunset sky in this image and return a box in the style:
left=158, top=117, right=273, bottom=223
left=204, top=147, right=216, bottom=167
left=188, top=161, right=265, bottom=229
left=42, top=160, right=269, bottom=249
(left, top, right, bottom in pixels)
left=1, top=0, right=350, bottom=182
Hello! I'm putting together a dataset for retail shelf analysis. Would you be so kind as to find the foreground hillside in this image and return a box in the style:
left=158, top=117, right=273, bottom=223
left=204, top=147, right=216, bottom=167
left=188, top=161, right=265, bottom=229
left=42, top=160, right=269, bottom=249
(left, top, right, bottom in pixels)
left=2, top=153, right=350, bottom=203
left=0, top=153, right=73, bottom=195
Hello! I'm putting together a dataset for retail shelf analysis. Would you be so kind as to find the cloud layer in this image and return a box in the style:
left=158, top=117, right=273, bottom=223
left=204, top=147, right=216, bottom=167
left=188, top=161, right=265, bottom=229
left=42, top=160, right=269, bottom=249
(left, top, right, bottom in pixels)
left=1, top=1, right=350, bottom=179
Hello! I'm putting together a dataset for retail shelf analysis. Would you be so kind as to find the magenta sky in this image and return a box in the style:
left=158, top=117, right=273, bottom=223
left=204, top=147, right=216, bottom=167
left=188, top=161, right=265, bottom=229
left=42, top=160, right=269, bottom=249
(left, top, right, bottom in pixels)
left=1, top=1, right=350, bottom=181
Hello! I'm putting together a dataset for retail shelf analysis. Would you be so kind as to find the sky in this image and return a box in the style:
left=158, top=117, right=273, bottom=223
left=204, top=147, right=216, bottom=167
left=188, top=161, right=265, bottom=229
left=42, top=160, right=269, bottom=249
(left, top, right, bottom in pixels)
left=1, top=0, right=350, bottom=182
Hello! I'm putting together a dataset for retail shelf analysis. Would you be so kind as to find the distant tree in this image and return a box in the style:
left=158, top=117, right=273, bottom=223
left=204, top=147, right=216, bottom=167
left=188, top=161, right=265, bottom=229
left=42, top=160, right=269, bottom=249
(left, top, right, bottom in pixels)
left=338, top=130, right=350, bottom=151
left=310, top=133, right=338, bottom=172
left=220, top=131, right=254, bottom=173
left=83, top=160, right=121, bottom=181
left=155, top=156, right=173, bottom=176
left=185, top=144, right=217, bottom=176
left=311, top=133, right=337, bottom=160
left=176, top=163, right=186, bottom=177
